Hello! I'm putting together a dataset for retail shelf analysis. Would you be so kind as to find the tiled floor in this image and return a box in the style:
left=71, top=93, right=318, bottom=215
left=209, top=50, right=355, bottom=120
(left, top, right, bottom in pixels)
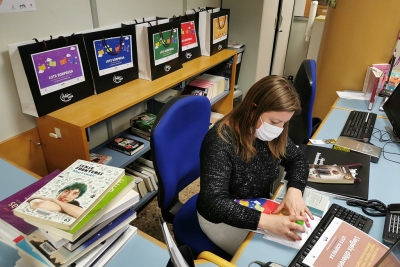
left=130, top=178, right=200, bottom=242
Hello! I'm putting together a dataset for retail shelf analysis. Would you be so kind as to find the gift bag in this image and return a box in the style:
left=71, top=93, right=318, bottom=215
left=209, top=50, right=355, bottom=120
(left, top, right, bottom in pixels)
left=83, top=27, right=139, bottom=94
left=198, top=8, right=230, bottom=56
left=135, top=19, right=183, bottom=81
left=171, top=14, right=201, bottom=63
left=15, top=35, right=94, bottom=117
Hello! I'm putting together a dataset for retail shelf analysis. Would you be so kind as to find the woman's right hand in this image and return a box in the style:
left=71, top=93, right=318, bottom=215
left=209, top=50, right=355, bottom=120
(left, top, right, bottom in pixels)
left=257, top=213, right=306, bottom=241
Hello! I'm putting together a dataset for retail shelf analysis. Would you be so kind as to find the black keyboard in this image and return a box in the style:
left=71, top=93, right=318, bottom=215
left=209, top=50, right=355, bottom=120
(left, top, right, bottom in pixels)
left=340, top=110, right=377, bottom=142
left=288, top=203, right=373, bottom=267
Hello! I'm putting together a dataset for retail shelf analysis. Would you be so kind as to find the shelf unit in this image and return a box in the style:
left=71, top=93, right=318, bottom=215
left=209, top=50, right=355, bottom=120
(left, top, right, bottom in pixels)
left=36, top=49, right=237, bottom=173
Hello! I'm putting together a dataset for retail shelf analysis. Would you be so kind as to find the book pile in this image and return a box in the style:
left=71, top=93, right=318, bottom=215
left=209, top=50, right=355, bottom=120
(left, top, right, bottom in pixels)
left=182, top=74, right=228, bottom=100
left=130, top=112, right=157, bottom=141
left=0, top=159, right=141, bottom=267
left=125, top=154, right=158, bottom=199
left=107, top=136, right=145, bottom=156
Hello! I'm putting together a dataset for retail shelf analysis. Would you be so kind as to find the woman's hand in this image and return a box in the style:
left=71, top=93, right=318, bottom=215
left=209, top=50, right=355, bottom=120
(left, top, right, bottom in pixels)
left=273, top=187, right=314, bottom=225
left=258, top=213, right=306, bottom=241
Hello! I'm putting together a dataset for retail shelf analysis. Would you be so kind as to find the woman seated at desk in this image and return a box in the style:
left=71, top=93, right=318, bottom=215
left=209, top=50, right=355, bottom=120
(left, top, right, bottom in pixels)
left=197, top=76, right=313, bottom=256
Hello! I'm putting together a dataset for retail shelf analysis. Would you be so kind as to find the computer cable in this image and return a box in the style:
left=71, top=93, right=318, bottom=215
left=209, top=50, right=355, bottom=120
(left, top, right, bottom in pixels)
left=346, top=199, right=387, bottom=216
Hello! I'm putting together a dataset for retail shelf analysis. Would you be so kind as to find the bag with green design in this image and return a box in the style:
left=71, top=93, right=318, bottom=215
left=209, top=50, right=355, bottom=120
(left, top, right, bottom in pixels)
left=135, top=19, right=182, bottom=81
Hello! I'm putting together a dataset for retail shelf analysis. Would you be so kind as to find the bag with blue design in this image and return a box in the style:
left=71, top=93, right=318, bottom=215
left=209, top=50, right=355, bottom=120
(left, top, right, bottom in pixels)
left=135, top=19, right=183, bottom=81
left=82, top=26, right=139, bottom=94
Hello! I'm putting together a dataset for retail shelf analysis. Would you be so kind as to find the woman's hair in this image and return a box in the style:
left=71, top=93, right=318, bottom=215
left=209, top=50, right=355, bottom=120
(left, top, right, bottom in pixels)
left=217, top=75, right=301, bottom=161
left=57, top=182, right=87, bottom=199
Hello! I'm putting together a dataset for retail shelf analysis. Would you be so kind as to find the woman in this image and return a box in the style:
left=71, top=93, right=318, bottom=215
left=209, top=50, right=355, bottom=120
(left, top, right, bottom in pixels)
left=197, top=75, right=313, bottom=256
left=28, top=182, right=87, bottom=218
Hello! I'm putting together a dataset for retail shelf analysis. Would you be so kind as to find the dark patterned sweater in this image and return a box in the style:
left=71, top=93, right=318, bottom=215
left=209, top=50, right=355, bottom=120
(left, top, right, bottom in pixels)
left=196, top=124, right=309, bottom=230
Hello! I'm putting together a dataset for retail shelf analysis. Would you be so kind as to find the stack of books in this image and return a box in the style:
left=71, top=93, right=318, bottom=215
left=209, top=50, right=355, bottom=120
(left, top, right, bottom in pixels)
left=130, top=112, right=157, bottom=141
left=125, top=155, right=158, bottom=199
left=182, top=74, right=228, bottom=100
left=0, top=159, right=141, bottom=267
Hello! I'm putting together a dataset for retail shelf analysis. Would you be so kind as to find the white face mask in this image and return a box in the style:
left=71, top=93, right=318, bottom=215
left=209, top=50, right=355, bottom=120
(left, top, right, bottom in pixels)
left=255, top=116, right=284, bottom=141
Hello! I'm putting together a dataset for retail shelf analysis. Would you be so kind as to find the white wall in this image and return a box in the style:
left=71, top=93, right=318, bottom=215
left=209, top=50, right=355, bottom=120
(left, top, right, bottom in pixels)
left=0, top=0, right=220, bottom=145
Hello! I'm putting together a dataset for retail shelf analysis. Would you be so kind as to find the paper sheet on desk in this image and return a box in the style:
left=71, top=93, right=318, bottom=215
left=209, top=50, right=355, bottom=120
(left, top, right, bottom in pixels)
left=336, top=91, right=365, bottom=100
left=262, top=216, right=321, bottom=250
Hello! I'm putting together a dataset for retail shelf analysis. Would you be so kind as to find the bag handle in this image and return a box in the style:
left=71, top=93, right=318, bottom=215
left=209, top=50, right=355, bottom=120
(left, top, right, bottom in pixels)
left=159, top=27, right=174, bottom=48
left=217, top=15, right=227, bottom=29
left=58, top=36, right=69, bottom=45
left=33, top=38, right=47, bottom=50
left=101, top=34, right=123, bottom=55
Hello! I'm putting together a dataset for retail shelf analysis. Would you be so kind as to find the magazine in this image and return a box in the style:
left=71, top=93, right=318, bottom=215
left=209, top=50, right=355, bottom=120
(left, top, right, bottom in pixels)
left=308, top=164, right=354, bottom=184
left=13, top=160, right=125, bottom=230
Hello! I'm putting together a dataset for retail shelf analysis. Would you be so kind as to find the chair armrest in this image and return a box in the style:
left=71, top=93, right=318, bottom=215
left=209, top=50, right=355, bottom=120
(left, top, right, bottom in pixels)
left=196, top=251, right=237, bottom=267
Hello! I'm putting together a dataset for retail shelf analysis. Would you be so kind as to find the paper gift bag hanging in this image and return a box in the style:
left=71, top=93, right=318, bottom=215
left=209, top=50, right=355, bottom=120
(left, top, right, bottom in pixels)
left=83, top=27, right=139, bottom=94
left=14, top=35, right=94, bottom=117
left=198, top=8, right=230, bottom=56
left=170, top=14, right=201, bottom=63
left=135, top=19, right=183, bottom=81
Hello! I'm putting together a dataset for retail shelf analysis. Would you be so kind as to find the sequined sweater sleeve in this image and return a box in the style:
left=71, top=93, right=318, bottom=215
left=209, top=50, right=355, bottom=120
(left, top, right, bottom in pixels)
left=196, top=125, right=309, bottom=230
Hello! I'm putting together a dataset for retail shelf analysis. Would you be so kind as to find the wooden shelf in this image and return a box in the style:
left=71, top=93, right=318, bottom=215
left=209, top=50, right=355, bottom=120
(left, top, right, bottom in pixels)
left=36, top=50, right=237, bottom=172
left=90, top=128, right=150, bottom=168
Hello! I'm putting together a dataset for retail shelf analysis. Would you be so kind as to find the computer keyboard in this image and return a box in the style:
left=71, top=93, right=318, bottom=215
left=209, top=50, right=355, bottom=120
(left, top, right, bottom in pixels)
left=288, top=203, right=373, bottom=267
left=340, top=110, right=377, bottom=142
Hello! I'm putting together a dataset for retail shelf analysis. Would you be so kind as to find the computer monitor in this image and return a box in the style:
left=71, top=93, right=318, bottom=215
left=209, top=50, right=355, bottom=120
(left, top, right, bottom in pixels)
left=383, top=83, right=400, bottom=142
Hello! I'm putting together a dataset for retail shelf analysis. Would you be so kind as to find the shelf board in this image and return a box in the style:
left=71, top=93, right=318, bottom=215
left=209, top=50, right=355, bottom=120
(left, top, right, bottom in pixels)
left=90, top=128, right=150, bottom=168
left=45, top=50, right=237, bottom=129
left=210, top=90, right=230, bottom=106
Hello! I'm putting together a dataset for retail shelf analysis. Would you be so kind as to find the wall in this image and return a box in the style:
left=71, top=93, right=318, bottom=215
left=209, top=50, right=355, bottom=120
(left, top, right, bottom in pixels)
left=0, top=0, right=220, bottom=147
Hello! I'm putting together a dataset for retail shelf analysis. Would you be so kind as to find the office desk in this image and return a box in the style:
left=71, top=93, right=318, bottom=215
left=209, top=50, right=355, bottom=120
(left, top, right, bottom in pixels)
left=232, top=102, right=400, bottom=267
left=332, top=96, right=387, bottom=117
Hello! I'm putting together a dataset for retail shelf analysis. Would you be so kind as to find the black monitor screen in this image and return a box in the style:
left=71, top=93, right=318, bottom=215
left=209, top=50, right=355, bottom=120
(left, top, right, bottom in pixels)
left=383, top=83, right=400, bottom=139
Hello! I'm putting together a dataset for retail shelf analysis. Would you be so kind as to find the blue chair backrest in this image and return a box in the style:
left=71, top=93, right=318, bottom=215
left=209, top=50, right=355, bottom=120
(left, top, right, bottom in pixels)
left=150, top=96, right=211, bottom=214
left=289, top=59, right=317, bottom=144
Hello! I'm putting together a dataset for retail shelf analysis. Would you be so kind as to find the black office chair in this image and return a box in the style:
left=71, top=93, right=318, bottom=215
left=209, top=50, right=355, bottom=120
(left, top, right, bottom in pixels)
left=288, top=59, right=321, bottom=145
left=150, top=95, right=232, bottom=261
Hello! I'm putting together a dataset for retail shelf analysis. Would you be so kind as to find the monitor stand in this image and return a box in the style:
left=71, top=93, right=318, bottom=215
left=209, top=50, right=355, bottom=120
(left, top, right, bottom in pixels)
left=385, top=126, right=400, bottom=142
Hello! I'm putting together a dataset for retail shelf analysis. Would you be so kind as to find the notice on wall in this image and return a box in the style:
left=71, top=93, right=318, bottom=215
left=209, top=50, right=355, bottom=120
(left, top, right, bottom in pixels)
left=0, top=0, right=36, bottom=13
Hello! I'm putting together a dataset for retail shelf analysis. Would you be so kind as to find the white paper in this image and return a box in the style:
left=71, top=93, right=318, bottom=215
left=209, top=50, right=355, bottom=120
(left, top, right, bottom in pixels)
left=336, top=91, right=365, bottom=100
left=0, top=0, right=36, bottom=13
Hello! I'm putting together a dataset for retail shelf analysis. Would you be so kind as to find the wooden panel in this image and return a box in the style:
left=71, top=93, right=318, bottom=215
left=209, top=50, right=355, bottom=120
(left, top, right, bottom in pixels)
left=314, top=0, right=400, bottom=119
left=0, top=128, right=47, bottom=177
left=36, top=117, right=89, bottom=172
left=45, top=50, right=237, bottom=128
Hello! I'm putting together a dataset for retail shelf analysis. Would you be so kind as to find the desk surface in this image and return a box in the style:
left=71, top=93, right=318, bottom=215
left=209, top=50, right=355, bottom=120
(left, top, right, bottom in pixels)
left=232, top=100, right=400, bottom=267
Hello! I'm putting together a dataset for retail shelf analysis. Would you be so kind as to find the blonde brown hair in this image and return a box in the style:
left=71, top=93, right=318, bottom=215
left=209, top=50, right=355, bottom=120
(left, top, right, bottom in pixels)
left=217, top=75, right=301, bottom=161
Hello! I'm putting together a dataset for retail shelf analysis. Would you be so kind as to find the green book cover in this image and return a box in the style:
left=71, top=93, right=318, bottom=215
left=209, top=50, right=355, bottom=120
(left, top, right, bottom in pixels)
left=130, top=112, right=156, bottom=133
left=68, top=175, right=134, bottom=234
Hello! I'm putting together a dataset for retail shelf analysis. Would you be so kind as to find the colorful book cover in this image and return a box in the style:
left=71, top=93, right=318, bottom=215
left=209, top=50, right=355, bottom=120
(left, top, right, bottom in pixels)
left=17, top=209, right=135, bottom=267
left=234, top=198, right=280, bottom=215
left=129, top=112, right=156, bottom=134
left=303, top=217, right=398, bottom=267
left=89, top=153, right=112, bottom=165
left=0, top=169, right=61, bottom=243
left=13, top=160, right=125, bottom=230
left=153, top=28, right=179, bottom=66
left=308, top=164, right=354, bottom=184
left=107, top=136, right=144, bottom=156
left=25, top=175, right=136, bottom=241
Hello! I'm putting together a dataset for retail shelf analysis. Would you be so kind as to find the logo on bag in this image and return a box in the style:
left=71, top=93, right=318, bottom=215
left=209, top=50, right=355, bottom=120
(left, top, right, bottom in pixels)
left=113, top=75, right=123, bottom=83
left=218, top=44, right=223, bottom=51
left=60, top=93, right=74, bottom=102
left=185, top=52, right=192, bottom=59
left=164, top=65, right=171, bottom=72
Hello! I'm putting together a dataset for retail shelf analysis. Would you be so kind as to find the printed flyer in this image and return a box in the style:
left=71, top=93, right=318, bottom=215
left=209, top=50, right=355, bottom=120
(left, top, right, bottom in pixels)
left=181, top=21, right=198, bottom=51
left=31, top=45, right=85, bottom=96
left=213, top=15, right=228, bottom=44
left=153, top=28, right=179, bottom=66
left=93, top=35, right=133, bottom=76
